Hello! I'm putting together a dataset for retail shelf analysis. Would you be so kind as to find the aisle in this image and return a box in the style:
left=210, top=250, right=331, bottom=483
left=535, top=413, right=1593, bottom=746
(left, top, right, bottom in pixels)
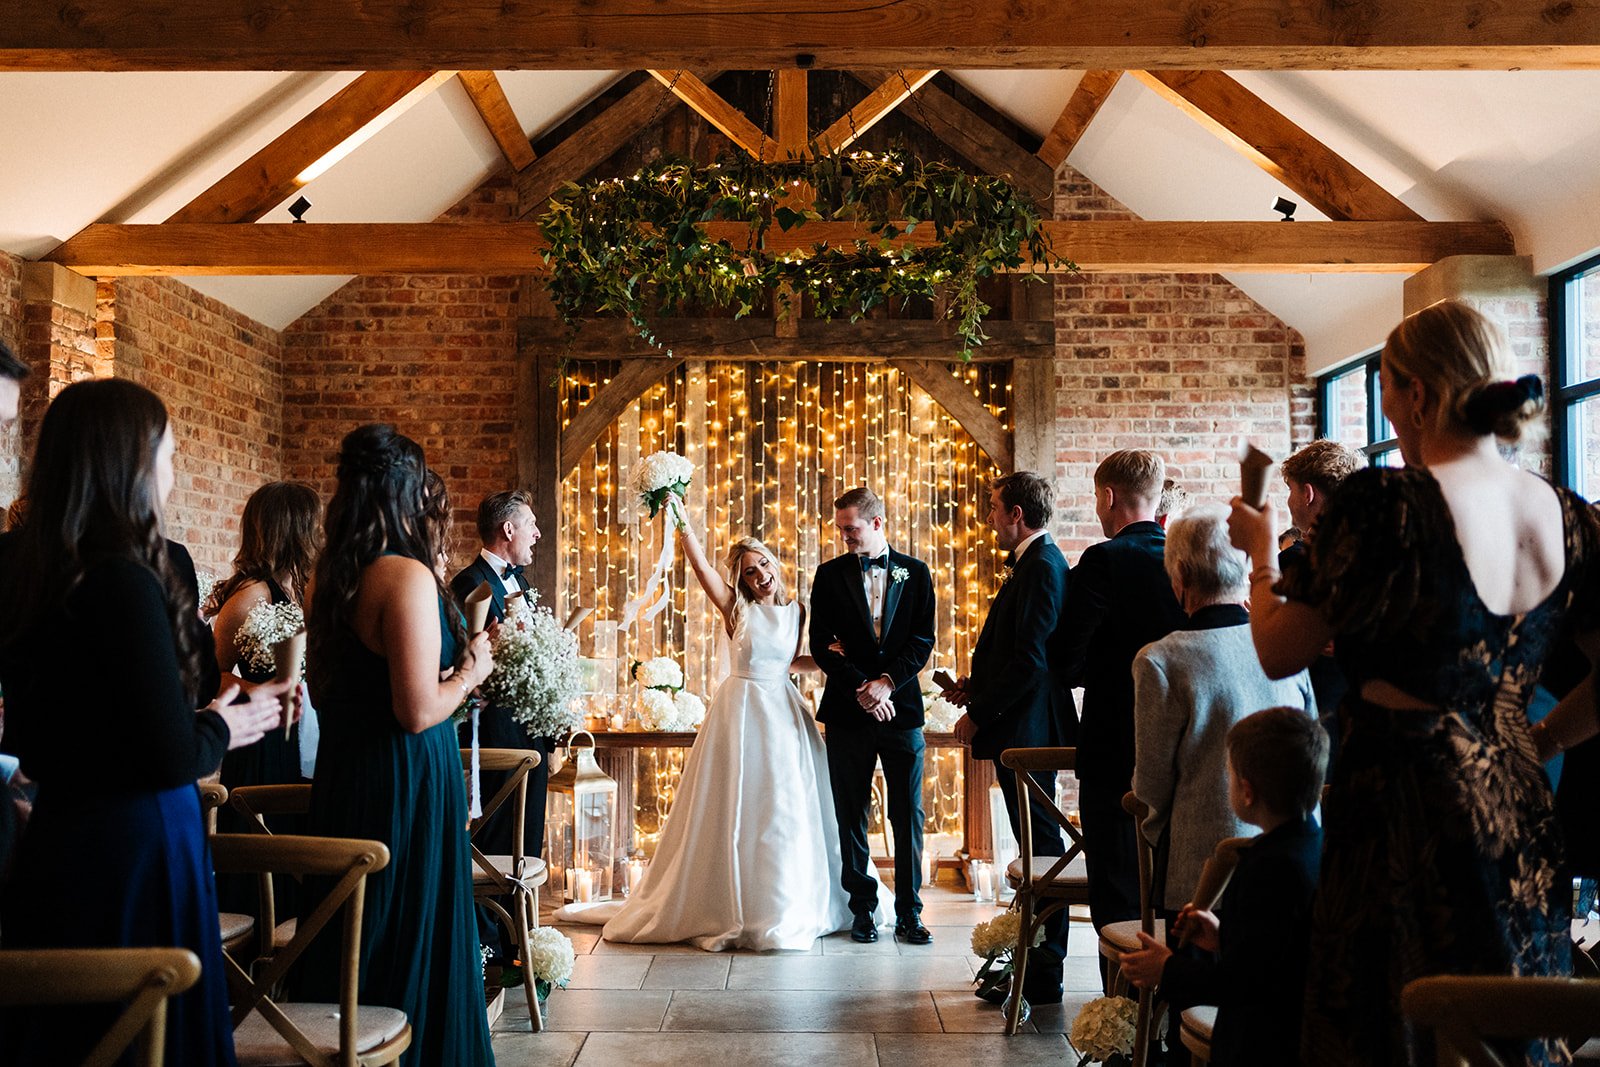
left=491, top=881, right=1103, bottom=1066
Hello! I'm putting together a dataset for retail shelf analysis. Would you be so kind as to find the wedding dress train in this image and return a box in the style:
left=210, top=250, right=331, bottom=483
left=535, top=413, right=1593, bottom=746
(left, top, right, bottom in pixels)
left=584, top=601, right=866, bottom=951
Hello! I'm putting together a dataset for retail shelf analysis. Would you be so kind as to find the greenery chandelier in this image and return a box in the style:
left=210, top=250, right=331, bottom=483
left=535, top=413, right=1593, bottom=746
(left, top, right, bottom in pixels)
left=538, top=148, right=1070, bottom=359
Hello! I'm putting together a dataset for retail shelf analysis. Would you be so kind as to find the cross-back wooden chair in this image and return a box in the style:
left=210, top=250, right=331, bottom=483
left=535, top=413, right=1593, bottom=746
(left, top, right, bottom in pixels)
left=999, top=746, right=1091, bottom=1035
left=228, top=782, right=314, bottom=962
left=1403, top=975, right=1600, bottom=1067
left=1175, top=834, right=1254, bottom=1066
left=461, top=747, right=547, bottom=1032
left=1096, top=791, right=1161, bottom=1063
left=0, top=947, right=200, bottom=1067
left=198, top=781, right=256, bottom=953
left=210, top=832, right=409, bottom=1067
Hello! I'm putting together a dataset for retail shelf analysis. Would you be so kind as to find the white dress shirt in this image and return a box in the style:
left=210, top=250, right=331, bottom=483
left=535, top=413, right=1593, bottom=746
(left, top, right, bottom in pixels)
left=1013, top=529, right=1048, bottom=563
left=480, top=548, right=517, bottom=595
left=859, top=549, right=891, bottom=638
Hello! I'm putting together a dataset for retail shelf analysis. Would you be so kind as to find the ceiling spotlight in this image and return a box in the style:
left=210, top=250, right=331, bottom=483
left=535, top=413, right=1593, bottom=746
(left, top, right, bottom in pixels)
left=1272, top=196, right=1297, bottom=222
left=288, top=196, right=312, bottom=223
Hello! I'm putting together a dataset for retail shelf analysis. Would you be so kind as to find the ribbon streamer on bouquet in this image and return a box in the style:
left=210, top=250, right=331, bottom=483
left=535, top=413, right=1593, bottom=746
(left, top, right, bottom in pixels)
left=620, top=496, right=684, bottom=631
left=469, top=698, right=483, bottom=820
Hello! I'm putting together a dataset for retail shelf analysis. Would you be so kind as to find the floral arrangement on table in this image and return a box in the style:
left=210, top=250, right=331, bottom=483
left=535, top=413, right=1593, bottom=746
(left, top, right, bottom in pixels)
left=632, top=657, right=707, bottom=732
left=234, top=601, right=306, bottom=676
left=620, top=450, right=694, bottom=630
left=1068, top=995, right=1139, bottom=1066
left=538, top=147, right=1067, bottom=360
left=969, top=910, right=1046, bottom=1003
left=921, top=674, right=963, bottom=733
left=524, top=926, right=576, bottom=1003
left=483, top=600, right=582, bottom=742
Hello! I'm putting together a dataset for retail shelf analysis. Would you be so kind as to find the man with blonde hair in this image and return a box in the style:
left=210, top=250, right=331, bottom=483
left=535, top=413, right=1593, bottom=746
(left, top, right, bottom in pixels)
left=1053, top=450, right=1186, bottom=990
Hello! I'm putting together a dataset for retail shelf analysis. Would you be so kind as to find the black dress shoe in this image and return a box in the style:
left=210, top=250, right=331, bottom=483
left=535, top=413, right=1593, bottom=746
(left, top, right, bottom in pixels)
left=894, top=919, right=933, bottom=945
left=850, top=914, right=879, bottom=943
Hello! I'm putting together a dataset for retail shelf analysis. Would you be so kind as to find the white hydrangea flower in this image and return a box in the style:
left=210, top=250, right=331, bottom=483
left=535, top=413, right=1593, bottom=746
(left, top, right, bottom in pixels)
left=523, top=926, right=576, bottom=987
left=672, top=690, right=706, bottom=729
left=922, top=695, right=963, bottom=733
left=627, top=451, right=695, bottom=521
left=234, top=601, right=306, bottom=675
left=483, top=604, right=582, bottom=740
left=632, top=656, right=684, bottom=691
left=638, top=688, right=678, bottom=731
left=1069, top=995, right=1138, bottom=1062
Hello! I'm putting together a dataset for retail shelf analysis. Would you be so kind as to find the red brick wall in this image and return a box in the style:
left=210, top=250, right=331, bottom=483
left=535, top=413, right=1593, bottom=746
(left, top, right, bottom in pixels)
left=97, top=278, right=285, bottom=573
left=282, top=178, right=524, bottom=568
left=0, top=252, right=22, bottom=510
left=1050, top=166, right=1307, bottom=554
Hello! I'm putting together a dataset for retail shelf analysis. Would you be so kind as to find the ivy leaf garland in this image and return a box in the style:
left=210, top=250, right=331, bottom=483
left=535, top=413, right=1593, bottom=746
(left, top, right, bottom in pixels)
left=537, top=148, right=1072, bottom=359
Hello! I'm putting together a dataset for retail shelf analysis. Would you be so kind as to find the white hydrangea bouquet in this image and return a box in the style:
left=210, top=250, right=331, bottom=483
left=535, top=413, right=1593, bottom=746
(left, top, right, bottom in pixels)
left=1068, top=995, right=1138, bottom=1066
left=524, top=926, right=576, bottom=1002
left=484, top=602, right=583, bottom=741
left=970, top=910, right=1046, bottom=1002
left=235, top=601, right=306, bottom=675
left=921, top=674, right=963, bottom=732
left=620, top=450, right=694, bottom=630
left=632, top=656, right=707, bottom=731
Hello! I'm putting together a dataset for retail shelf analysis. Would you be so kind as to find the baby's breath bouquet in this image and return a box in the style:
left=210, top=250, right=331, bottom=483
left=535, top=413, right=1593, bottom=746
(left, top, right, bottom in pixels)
left=524, top=926, right=576, bottom=1002
left=1069, top=995, right=1138, bottom=1066
left=235, top=601, right=306, bottom=676
left=484, top=603, right=582, bottom=741
left=970, top=910, right=1046, bottom=1001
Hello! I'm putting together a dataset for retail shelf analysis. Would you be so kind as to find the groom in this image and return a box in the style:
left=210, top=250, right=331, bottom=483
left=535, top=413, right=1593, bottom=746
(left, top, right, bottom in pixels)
left=810, top=487, right=936, bottom=945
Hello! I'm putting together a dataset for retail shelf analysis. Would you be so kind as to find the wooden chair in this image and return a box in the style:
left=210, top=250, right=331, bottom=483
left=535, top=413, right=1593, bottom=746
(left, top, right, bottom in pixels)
left=228, top=783, right=314, bottom=960
left=0, top=947, right=201, bottom=1067
left=198, top=781, right=256, bottom=954
left=1097, top=791, right=1162, bottom=1064
left=1403, top=975, right=1600, bottom=1067
left=1171, top=835, right=1254, bottom=1066
left=999, top=746, right=1091, bottom=1035
left=461, top=747, right=547, bottom=1033
left=211, top=832, right=410, bottom=1067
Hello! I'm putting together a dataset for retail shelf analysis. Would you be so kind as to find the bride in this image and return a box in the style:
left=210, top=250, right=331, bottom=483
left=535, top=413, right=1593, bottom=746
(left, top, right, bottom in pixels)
left=593, top=525, right=860, bottom=951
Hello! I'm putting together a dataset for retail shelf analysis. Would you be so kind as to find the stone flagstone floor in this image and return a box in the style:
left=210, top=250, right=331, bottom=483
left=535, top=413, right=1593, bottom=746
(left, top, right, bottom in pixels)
left=490, top=881, right=1104, bottom=1066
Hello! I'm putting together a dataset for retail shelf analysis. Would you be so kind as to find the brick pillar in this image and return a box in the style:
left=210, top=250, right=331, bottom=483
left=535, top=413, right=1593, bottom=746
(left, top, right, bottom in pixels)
left=1403, top=255, right=1549, bottom=476
left=18, top=263, right=103, bottom=477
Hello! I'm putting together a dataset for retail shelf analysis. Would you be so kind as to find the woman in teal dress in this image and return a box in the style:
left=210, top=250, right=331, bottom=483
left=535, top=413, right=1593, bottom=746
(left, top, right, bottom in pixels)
left=298, top=424, right=496, bottom=1065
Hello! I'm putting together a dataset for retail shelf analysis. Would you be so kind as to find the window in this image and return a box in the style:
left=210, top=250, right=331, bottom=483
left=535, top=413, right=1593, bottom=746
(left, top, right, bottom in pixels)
left=1552, top=252, right=1600, bottom=496
left=1317, top=350, right=1400, bottom=466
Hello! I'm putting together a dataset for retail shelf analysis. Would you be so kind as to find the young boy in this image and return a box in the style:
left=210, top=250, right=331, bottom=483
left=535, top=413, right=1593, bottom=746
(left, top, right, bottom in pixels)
left=1119, top=706, right=1328, bottom=1066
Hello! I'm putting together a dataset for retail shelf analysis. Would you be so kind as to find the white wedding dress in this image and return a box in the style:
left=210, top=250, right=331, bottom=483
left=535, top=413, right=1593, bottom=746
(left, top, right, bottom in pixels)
left=587, top=601, right=864, bottom=951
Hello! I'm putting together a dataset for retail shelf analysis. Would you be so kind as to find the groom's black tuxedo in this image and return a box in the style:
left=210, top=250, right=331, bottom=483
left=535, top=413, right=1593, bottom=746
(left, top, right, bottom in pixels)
left=450, top=554, right=549, bottom=961
left=809, top=546, right=935, bottom=923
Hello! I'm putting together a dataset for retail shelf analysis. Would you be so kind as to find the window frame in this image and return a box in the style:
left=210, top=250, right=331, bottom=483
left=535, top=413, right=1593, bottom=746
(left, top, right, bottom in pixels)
left=1550, top=250, right=1600, bottom=490
left=1316, top=348, right=1399, bottom=464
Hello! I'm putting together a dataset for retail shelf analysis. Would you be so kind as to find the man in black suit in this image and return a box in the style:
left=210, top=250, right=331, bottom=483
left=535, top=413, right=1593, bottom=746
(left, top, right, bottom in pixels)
left=950, top=470, right=1075, bottom=1002
left=450, top=489, right=545, bottom=967
left=810, top=487, right=936, bottom=945
left=1054, top=449, right=1186, bottom=987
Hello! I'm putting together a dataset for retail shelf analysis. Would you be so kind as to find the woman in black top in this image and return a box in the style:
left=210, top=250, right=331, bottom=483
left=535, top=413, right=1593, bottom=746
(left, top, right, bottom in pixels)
left=0, top=379, right=283, bottom=1066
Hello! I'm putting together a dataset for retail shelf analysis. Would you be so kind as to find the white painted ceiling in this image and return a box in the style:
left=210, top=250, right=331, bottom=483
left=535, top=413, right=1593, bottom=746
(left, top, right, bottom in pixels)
left=3, top=68, right=1600, bottom=372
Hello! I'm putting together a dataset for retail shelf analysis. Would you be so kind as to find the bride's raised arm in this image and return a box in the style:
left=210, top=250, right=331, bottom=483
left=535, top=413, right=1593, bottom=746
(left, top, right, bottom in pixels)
left=677, top=523, right=737, bottom=623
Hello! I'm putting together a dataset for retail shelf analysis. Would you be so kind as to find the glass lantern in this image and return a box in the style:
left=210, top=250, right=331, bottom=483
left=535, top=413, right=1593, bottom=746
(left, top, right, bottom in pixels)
left=545, top=730, right=618, bottom=902
left=988, top=780, right=1019, bottom=902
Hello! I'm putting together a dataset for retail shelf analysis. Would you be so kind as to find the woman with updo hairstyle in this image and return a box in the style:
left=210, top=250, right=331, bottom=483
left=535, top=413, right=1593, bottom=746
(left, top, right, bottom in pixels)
left=295, top=424, right=495, bottom=1065
left=0, top=378, right=284, bottom=1065
left=1229, top=299, right=1600, bottom=1066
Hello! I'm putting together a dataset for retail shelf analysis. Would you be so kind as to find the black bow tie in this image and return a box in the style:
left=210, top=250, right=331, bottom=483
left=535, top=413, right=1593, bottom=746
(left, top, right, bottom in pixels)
left=501, top=563, right=523, bottom=580
left=860, top=555, right=888, bottom=571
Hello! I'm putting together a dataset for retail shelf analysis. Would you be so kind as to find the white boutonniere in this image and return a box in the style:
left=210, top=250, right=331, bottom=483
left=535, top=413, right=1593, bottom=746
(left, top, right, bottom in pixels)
left=890, top=566, right=909, bottom=584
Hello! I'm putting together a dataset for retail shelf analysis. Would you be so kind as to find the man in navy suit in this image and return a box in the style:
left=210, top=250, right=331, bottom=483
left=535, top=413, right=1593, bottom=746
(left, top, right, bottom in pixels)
left=950, top=470, right=1075, bottom=1001
left=450, top=489, right=544, bottom=967
left=810, top=487, right=936, bottom=944
left=1054, top=450, right=1186, bottom=988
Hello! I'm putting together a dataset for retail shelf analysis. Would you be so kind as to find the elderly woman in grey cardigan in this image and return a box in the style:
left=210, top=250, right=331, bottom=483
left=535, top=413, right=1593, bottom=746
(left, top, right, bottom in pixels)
left=1132, top=504, right=1316, bottom=912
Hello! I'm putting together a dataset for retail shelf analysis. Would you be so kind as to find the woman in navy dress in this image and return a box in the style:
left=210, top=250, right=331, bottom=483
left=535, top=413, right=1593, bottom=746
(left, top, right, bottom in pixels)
left=297, top=425, right=496, bottom=1065
left=0, top=378, right=284, bottom=1065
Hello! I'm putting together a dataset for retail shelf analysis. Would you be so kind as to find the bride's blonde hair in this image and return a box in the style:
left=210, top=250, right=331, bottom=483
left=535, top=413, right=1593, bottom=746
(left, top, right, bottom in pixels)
left=723, top=535, right=791, bottom=640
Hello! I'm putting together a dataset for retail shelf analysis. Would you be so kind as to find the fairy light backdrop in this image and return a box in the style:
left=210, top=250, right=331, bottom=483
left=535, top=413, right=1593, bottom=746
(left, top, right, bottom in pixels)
left=558, top=358, right=1010, bottom=854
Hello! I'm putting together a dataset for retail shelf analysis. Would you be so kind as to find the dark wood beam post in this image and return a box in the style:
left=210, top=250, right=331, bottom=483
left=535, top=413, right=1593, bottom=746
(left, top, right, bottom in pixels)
left=517, top=316, right=563, bottom=606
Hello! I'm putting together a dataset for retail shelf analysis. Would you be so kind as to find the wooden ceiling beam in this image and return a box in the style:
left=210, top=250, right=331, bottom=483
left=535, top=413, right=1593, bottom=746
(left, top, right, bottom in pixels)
left=552, top=318, right=1055, bottom=361
left=45, top=220, right=1516, bottom=276
left=1037, top=70, right=1121, bottom=171
left=846, top=73, right=1054, bottom=206
left=165, top=70, right=452, bottom=224
left=515, top=72, right=724, bottom=218
left=647, top=70, right=769, bottom=160
left=7, top=2, right=1599, bottom=71
left=774, top=69, right=809, bottom=158
left=812, top=70, right=938, bottom=157
left=458, top=71, right=536, bottom=171
left=1131, top=70, right=1423, bottom=222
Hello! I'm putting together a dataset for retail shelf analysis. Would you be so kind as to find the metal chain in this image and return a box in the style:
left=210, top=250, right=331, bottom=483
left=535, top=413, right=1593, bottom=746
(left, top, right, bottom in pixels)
left=644, top=68, right=686, bottom=143
left=759, top=69, right=777, bottom=161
